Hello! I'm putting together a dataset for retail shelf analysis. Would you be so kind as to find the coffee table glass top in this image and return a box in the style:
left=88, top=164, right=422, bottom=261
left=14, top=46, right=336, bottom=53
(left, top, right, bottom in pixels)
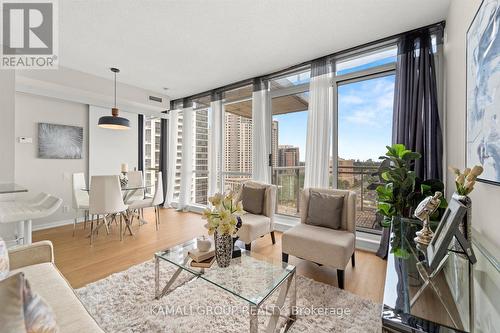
left=155, top=238, right=296, bottom=306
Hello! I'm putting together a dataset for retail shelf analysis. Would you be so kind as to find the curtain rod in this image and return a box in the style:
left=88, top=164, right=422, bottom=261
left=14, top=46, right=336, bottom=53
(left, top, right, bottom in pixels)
left=171, top=21, right=445, bottom=106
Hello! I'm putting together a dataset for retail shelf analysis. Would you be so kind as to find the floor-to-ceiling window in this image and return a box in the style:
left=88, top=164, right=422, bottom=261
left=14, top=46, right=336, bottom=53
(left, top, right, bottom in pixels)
left=221, top=85, right=253, bottom=193
left=334, top=45, right=397, bottom=234
left=192, top=96, right=211, bottom=205
left=143, top=116, right=162, bottom=196
left=269, top=69, right=310, bottom=216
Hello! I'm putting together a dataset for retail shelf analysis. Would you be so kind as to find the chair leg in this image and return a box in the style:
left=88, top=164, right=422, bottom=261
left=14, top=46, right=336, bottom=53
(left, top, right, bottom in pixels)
left=270, top=231, right=276, bottom=245
left=154, top=206, right=159, bottom=231
left=90, top=215, right=94, bottom=245
left=337, top=269, right=345, bottom=289
left=282, top=252, right=289, bottom=263
left=245, top=243, right=251, bottom=251
left=84, top=211, right=88, bottom=230
left=351, top=253, right=356, bottom=267
left=73, top=217, right=77, bottom=237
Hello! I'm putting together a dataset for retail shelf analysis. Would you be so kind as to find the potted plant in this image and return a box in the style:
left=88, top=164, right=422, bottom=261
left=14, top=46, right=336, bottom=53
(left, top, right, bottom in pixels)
left=202, top=192, right=243, bottom=267
left=375, top=144, right=447, bottom=258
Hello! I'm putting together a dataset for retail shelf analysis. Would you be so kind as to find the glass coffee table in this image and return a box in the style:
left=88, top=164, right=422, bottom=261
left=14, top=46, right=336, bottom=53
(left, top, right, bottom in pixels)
left=154, top=238, right=297, bottom=332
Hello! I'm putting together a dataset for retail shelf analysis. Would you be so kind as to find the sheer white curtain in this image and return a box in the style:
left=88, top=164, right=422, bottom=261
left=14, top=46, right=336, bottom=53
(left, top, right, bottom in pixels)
left=304, top=58, right=332, bottom=188
left=208, top=93, right=222, bottom=196
left=252, top=79, right=271, bottom=183
left=164, top=109, right=178, bottom=207
left=178, top=101, right=193, bottom=210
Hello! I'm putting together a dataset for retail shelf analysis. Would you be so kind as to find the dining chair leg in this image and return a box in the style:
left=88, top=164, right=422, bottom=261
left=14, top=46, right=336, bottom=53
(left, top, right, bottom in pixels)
left=102, top=216, right=110, bottom=235
left=73, top=217, right=77, bottom=237
left=119, top=214, right=123, bottom=241
left=90, top=214, right=94, bottom=245
left=84, top=210, right=88, bottom=230
left=154, top=206, right=159, bottom=231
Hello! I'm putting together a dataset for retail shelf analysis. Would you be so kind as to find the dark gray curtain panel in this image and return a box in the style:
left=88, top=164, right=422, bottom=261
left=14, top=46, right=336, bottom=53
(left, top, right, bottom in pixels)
left=138, top=114, right=144, bottom=172
left=377, top=30, right=443, bottom=259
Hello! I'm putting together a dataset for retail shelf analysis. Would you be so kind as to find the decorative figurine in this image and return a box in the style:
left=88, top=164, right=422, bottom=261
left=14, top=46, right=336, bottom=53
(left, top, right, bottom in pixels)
left=414, top=191, right=442, bottom=246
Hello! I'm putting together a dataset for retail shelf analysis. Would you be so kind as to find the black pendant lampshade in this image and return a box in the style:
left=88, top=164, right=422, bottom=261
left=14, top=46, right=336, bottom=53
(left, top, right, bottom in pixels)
left=98, top=67, right=130, bottom=130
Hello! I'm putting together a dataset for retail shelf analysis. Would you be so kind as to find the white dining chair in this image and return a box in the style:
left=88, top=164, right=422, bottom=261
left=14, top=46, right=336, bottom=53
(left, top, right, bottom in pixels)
left=89, top=175, right=130, bottom=244
left=126, top=171, right=145, bottom=203
left=72, top=173, right=89, bottom=236
left=127, top=172, right=164, bottom=230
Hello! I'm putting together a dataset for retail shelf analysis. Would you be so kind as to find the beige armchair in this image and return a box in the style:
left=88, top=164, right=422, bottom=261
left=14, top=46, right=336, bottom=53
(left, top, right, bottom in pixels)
left=235, top=180, right=277, bottom=251
left=281, top=188, right=356, bottom=289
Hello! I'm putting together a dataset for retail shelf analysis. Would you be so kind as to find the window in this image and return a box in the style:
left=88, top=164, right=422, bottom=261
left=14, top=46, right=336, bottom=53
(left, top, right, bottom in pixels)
left=143, top=116, right=161, bottom=197
left=335, top=70, right=396, bottom=234
left=192, top=96, right=211, bottom=205
left=336, top=46, right=397, bottom=76
left=222, top=85, right=253, bottom=193
left=271, top=91, right=309, bottom=216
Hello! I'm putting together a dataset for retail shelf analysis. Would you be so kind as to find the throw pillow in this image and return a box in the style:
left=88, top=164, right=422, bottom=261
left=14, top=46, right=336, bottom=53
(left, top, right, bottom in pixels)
left=306, top=191, right=344, bottom=229
left=0, top=237, right=8, bottom=280
left=0, top=272, right=59, bottom=333
left=241, top=185, right=266, bottom=215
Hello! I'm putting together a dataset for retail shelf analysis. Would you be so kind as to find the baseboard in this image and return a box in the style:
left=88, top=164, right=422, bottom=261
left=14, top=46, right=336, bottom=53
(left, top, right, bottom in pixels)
left=32, top=217, right=85, bottom=232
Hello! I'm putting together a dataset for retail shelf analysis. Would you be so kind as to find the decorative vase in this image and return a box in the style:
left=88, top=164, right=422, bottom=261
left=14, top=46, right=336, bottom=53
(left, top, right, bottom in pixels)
left=120, top=172, right=128, bottom=188
left=214, top=231, right=233, bottom=268
left=452, top=193, right=472, bottom=255
left=196, top=236, right=212, bottom=252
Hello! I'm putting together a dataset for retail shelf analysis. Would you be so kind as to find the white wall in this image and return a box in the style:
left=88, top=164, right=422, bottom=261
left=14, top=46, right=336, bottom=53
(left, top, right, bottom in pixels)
left=444, top=0, right=500, bottom=255
left=14, top=92, right=89, bottom=228
left=89, top=105, right=138, bottom=176
left=445, top=1, right=500, bottom=332
left=0, top=71, right=16, bottom=183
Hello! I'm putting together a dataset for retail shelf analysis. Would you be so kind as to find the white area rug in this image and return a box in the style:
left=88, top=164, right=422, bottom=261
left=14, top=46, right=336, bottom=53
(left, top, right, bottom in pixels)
left=76, top=260, right=382, bottom=333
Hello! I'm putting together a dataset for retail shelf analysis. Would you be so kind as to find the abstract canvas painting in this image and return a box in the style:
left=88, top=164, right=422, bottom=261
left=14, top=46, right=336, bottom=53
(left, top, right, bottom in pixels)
left=467, top=0, right=500, bottom=185
left=38, top=123, right=83, bottom=159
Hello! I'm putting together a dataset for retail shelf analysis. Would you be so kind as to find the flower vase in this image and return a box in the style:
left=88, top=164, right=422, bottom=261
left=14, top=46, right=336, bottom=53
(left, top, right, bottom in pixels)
left=214, top=231, right=233, bottom=268
left=452, top=193, right=472, bottom=255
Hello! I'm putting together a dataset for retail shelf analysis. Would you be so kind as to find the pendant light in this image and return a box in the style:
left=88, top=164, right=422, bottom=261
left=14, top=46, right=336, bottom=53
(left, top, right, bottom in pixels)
left=98, top=67, right=130, bottom=130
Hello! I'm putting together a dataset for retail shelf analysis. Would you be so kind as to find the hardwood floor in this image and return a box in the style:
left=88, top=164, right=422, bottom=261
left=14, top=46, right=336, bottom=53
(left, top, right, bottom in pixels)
left=33, top=207, right=387, bottom=303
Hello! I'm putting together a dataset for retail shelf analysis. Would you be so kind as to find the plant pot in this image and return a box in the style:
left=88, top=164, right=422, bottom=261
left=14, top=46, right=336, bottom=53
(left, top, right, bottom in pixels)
left=214, top=231, right=233, bottom=268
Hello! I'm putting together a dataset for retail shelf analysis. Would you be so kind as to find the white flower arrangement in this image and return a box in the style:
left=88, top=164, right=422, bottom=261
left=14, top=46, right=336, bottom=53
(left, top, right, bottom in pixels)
left=449, top=165, right=484, bottom=195
left=202, top=192, right=244, bottom=236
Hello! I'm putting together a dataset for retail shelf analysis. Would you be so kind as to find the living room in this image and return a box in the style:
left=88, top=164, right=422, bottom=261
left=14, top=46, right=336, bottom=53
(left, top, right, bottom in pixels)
left=0, top=0, right=499, bottom=332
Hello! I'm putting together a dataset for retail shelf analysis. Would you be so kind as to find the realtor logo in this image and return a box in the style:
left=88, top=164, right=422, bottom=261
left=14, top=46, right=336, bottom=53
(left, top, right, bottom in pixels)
left=1, top=0, right=58, bottom=68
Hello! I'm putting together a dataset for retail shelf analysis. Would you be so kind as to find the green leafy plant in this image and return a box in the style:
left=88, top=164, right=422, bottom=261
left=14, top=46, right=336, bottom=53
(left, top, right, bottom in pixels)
left=376, top=144, right=421, bottom=227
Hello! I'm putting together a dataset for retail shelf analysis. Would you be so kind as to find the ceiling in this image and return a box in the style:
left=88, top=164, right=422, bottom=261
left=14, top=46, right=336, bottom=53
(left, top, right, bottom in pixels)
left=59, top=0, right=450, bottom=99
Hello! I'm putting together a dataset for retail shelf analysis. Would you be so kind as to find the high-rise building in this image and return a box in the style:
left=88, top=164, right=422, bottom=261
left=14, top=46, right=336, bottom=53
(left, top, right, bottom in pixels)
left=193, top=109, right=209, bottom=204
left=144, top=117, right=161, bottom=196
left=278, top=145, right=300, bottom=167
left=271, top=121, right=279, bottom=167
left=224, top=113, right=253, bottom=172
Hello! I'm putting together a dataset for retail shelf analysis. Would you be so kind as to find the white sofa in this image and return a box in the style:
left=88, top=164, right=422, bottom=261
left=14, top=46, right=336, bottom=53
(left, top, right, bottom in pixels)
left=8, top=241, right=104, bottom=332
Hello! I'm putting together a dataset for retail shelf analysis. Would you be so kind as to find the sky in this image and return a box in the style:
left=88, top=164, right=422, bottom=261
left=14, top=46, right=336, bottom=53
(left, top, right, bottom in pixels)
left=273, top=74, right=395, bottom=162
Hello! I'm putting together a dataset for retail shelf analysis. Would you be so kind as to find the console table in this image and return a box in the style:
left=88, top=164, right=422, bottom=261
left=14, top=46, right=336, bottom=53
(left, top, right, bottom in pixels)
left=382, top=219, right=472, bottom=333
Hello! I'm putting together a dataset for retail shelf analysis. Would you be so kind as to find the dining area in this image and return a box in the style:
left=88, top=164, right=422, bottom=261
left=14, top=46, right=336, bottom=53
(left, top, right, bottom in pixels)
left=72, top=165, right=164, bottom=244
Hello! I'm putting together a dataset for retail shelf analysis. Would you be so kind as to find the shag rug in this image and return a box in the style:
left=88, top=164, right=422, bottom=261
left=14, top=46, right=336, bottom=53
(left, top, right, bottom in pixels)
left=76, top=260, right=382, bottom=333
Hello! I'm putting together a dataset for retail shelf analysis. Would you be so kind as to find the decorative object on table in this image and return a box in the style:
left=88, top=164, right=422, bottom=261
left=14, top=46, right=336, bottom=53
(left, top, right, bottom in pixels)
left=188, top=247, right=215, bottom=263
left=413, top=191, right=442, bottom=246
left=196, top=236, right=212, bottom=252
left=190, top=256, right=215, bottom=268
left=202, top=192, right=244, bottom=268
left=120, top=163, right=128, bottom=188
left=38, top=123, right=83, bottom=159
left=448, top=165, right=483, bottom=248
left=375, top=144, right=447, bottom=258
left=467, top=0, right=500, bottom=185
left=427, top=198, right=469, bottom=271
left=98, top=67, right=130, bottom=130
left=0, top=237, right=8, bottom=280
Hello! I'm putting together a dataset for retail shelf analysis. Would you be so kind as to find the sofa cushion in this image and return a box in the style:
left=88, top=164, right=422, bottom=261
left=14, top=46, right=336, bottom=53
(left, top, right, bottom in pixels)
left=10, top=263, right=104, bottom=333
left=0, top=273, right=26, bottom=332
left=282, top=223, right=355, bottom=269
left=236, top=213, right=271, bottom=244
left=306, top=191, right=344, bottom=229
left=241, top=185, right=266, bottom=215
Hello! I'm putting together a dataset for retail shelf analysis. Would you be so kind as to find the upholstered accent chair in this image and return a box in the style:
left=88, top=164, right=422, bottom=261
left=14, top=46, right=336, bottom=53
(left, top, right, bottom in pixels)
left=281, top=188, right=356, bottom=289
left=235, top=180, right=277, bottom=251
